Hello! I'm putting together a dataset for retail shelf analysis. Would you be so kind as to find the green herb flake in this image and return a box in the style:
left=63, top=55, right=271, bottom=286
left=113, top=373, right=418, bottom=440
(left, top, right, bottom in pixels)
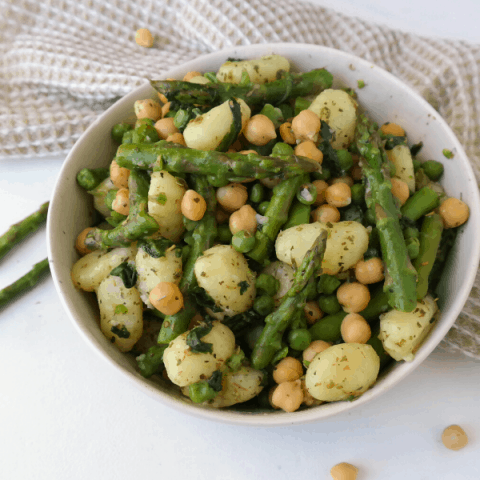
left=207, top=370, right=223, bottom=392
left=442, top=149, right=454, bottom=159
left=238, top=281, right=250, bottom=295
left=357, top=79, right=365, bottom=89
left=111, top=324, right=130, bottom=339
left=114, top=304, right=128, bottom=315
left=186, top=323, right=214, bottom=353
left=110, top=262, right=138, bottom=289
left=226, top=349, right=246, bottom=371
left=157, top=193, right=167, bottom=205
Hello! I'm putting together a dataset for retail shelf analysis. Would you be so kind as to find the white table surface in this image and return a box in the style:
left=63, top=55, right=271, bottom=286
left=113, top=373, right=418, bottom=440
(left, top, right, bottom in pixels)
left=2, top=2, right=480, bottom=479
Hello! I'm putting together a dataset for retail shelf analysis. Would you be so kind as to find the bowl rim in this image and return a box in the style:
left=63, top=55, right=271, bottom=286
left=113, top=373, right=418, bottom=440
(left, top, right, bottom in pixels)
left=47, top=42, right=480, bottom=427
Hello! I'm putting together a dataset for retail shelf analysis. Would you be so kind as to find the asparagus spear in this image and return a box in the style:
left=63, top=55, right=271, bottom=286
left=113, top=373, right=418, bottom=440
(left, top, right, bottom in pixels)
left=0, top=258, right=50, bottom=308
left=356, top=115, right=417, bottom=312
left=401, top=186, right=441, bottom=222
left=413, top=213, right=444, bottom=300
left=150, top=68, right=333, bottom=108
left=247, top=175, right=307, bottom=264
left=76, top=168, right=110, bottom=191
left=0, top=202, right=49, bottom=261
left=114, top=142, right=320, bottom=183
left=85, top=170, right=158, bottom=250
left=157, top=176, right=217, bottom=345
left=251, top=230, right=328, bottom=370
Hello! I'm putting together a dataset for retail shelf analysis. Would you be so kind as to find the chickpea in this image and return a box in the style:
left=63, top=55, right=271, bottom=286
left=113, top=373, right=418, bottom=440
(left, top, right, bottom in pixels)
left=337, top=282, right=371, bottom=313
left=158, top=93, right=168, bottom=104
left=294, top=140, right=323, bottom=163
left=75, top=227, right=95, bottom=256
left=442, top=425, right=468, bottom=451
left=350, top=165, right=363, bottom=181
left=330, top=176, right=354, bottom=187
left=279, top=122, right=296, bottom=144
left=149, top=281, right=184, bottom=315
left=109, top=159, right=130, bottom=189
left=355, top=257, right=384, bottom=284
left=292, top=110, right=321, bottom=141
left=229, top=204, right=257, bottom=235
left=243, top=115, right=277, bottom=146
left=112, top=188, right=130, bottom=216
left=181, top=189, right=207, bottom=221
left=268, top=386, right=280, bottom=409
left=215, top=207, right=230, bottom=224
left=183, top=71, right=202, bottom=82
left=312, top=180, right=328, bottom=206
left=341, top=313, right=371, bottom=344
left=325, top=183, right=352, bottom=208
left=330, top=462, right=359, bottom=480
left=166, top=132, right=186, bottom=146
left=304, top=301, right=323, bottom=325
left=273, top=357, right=303, bottom=384
left=391, top=178, right=409, bottom=205
left=154, top=117, right=179, bottom=140
left=439, top=197, right=470, bottom=228
left=303, top=340, right=331, bottom=364
left=134, top=99, right=162, bottom=121
left=239, top=149, right=257, bottom=155
left=271, top=380, right=304, bottom=412
left=216, top=183, right=248, bottom=212
left=380, top=122, right=405, bottom=137
left=312, top=204, right=340, bottom=223
left=135, top=28, right=154, bottom=48
left=161, top=101, right=171, bottom=117
left=301, top=378, right=322, bottom=407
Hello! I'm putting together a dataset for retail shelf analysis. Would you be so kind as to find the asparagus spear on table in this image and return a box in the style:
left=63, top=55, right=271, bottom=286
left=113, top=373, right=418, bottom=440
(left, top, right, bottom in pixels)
left=151, top=68, right=333, bottom=108
left=356, top=115, right=417, bottom=312
left=251, top=230, right=328, bottom=370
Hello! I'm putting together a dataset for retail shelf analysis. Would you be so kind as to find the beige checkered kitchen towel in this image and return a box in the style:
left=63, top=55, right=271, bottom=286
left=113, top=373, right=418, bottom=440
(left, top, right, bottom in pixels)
left=1, top=0, right=480, bottom=358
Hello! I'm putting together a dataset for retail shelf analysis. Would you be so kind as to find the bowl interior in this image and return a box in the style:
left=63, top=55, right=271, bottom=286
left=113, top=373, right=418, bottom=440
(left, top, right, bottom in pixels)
left=47, top=43, right=480, bottom=426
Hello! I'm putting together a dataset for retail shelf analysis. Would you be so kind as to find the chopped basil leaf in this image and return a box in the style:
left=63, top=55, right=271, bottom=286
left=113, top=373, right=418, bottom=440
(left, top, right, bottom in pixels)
left=110, top=262, right=137, bottom=289
left=357, top=79, right=365, bottom=89
left=114, top=304, right=128, bottom=315
left=186, top=323, right=213, bottom=353
left=442, top=148, right=454, bottom=159
left=238, top=281, right=250, bottom=295
left=384, top=135, right=407, bottom=150
left=190, top=286, right=222, bottom=313
left=207, top=370, right=223, bottom=392
left=111, top=324, right=130, bottom=338
left=138, top=237, right=174, bottom=258
left=410, top=141, right=424, bottom=157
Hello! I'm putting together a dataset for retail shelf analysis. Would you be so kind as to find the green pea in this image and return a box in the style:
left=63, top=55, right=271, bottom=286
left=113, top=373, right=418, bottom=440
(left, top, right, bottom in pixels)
left=406, top=237, right=420, bottom=259
left=288, top=328, right=312, bottom=351
left=188, top=382, right=217, bottom=403
left=122, top=129, right=134, bottom=144
left=364, top=208, right=376, bottom=226
left=255, top=273, right=280, bottom=297
left=271, top=142, right=294, bottom=157
left=351, top=183, right=366, bottom=205
left=412, top=158, right=422, bottom=172
left=250, top=183, right=265, bottom=204
left=336, top=149, right=353, bottom=172
left=422, top=160, right=444, bottom=181
left=278, top=103, right=294, bottom=120
left=309, top=311, right=347, bottom=342
left=296, top=183, right=318, bottom=205
left=253, top=295, right=275, bottom=316
left=312, top=166, right=331, bottom=181
left=174, top=109, right=192, bottom=130
left=317, top=274, right=341, bottom=295
left=232, top=230, right=256, bottom=253
left=105, top=189, right=119, bottom=211
left=111, top=123, right=133, bottom=143
left=403, top=226, right=419, bottom=239
left=294, top=97, right=311, bottom=115
left=132, top=124, right=159, bottom=144
left=217, top=224, right=233, bottom=244
left=318, top=294, right=341, bottom=315
left=341, top=204, right=363, bottom=223
left=134, top=118, right=155, bottom=129
left=305, top=280, right=318, bottom=301
left=259, top=104, right=284, bottom=129
left=257, top=201, right=270, bottom=215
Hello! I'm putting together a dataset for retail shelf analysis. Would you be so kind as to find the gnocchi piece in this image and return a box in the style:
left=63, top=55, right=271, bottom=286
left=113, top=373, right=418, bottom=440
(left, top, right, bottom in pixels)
left=387, top=144, right=415, bottom=193
left=305, top=343, right=380, bottom=402
left=183, top=98, right=251, bottom=151
left=205, top=366, right=264, bottom=408
left=163, top=321, right=236, bottom=387
left=135, top=247, right=182, bottom=307
left=308, top=89, right=357, bottom=149
left=97, top=275, right=143, bottom=352
left=148, top=170, right=186, bottom=242
left=71, top=246, right=136, bottom=292
left=194, top=245, right=256, bottom=316
left=90, top=177, right=115, bottom=218
left=378, top=295, right=438, bottom=362
left=216, top=55, right=290, bottom=84
left=261, top=261, right=295, bottom=307
left=275, top=221, right=368, bottom=274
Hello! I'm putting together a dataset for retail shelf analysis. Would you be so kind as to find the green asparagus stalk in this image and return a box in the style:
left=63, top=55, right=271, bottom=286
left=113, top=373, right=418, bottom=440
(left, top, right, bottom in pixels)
left=0, top=202, right=49, bottom=261
left=251, top=230, right=328, bottom=370
left=157, top=176, right=217, bottom=345
left=114, top=142, right=320, bottom=183
left=0, top=258, right=50, bottom=308
left=356, top=115, right=417, bottom=312
left=413, top=213, right=444, bottom=300
left=85, top=170, right=158, bottom=250
left=247, top=175, right=307, bottom=264
left=282, top=200, right=311, bottom=230
left=151, top=68, right=333, bottom=108
left=401, top=186, right=441, bottom=222
left=136, top=344, right=168, bottom=378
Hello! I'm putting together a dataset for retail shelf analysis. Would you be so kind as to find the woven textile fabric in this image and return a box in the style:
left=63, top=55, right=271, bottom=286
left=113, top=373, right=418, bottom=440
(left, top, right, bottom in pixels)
left=1, top=0, right=480, bottom=358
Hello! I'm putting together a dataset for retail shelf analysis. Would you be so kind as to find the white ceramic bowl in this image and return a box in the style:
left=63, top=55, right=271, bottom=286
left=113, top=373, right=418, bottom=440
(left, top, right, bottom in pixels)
left=47, top=43, right=480, bottom=426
